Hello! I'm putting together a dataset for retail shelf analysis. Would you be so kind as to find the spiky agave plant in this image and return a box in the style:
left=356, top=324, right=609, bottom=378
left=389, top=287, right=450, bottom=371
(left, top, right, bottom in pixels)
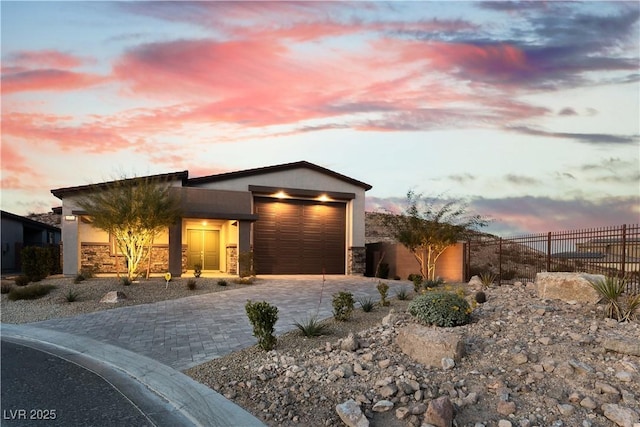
left=588, top=276, right=626, bottom=320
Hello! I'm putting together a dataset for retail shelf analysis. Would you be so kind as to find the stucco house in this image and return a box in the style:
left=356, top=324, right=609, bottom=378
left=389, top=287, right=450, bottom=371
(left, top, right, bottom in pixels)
left=51, top=161, right=372, bottom=277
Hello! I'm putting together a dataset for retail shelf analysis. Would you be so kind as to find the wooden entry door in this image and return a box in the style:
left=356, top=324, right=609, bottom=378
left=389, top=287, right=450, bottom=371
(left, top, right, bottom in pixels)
left=187, top=229, right=220, bottom=270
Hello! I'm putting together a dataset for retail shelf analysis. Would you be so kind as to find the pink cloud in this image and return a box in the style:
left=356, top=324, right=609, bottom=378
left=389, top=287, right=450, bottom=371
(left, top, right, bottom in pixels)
left=7, top=50, right=86, bottom=69
left=0, top=143, right=45, bottom=190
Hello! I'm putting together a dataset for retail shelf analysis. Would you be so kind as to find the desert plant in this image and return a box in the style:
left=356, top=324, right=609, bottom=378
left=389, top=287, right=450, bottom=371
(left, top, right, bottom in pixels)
left=65, top=290, right=80, bottom=302
left=234, top=276, right=255, bottom=285
left=245, top=300, right=278, bottom=351
left=74, top=274, right=85, bottom=284
left=8, top=284, right=57, bottom=301
left=409, top=274, right=423, bottom=293
left=217, top=279, right=228, bottom=287
left=121, top=277, right=132, bottom=286
left=377, top=281, right=390, bottom=306
left=186, top=279, right=197, bottom=290
left=193, top=263, right=202, bottom=278
left=358, top=297, right=376, bottom=312
left=14, top=275, right=30, bottom=287
left=1, top=283, right=13, bottom=294
left=475, top=291, right=487, bottom=304
left=332, top=291, right=355, bottom=321
left=396, top=287, right=410, bottom=300
left=479, top=272, right=496, bottom=289
left=423, top=277, right=444, bottom=289
left=21, top=246, right=51, bottom=282
left=80, top=266, right=97, bottom=279
left=293, top=315, right=330, bottom=337
left=408, top=291, right=472, bottom=327
left=587, top=276, right=638, bottom=321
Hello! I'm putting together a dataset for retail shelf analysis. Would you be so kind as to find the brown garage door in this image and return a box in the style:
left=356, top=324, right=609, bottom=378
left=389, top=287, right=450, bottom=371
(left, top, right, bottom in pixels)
left=253, top=197, right=346, bottom=274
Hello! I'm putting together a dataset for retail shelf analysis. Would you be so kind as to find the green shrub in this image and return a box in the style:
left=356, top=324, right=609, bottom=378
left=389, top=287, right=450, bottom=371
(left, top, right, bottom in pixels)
left=332, top=291, right=355, bottom=321
left=408, top=291, right=471, bottom=327
left=80, top=265, right=96, bottom=279
left=121, top=277, right=132, bottom=286
left=8, top=284, right=57, bottom=301
left=217, top=279, right=228, bottom=287
left=423, top=277, right=444, bottom=289
left=358, top=297, right=376, bottom=312
left=245, top=300, right=278, bottom=351
left=475, top=291, right=487, bottom=304
left=1, top=283, right=13, bottom=294
left=377, top=281, right=390, bottom=306
left=234, top=276, right=255, bottom=285
left=409, top=274, right=423, bottom=293
left=14, top=275, right=30, bottom=287
left=396, top=287, right=410, bottom=300
left=74, top=274, right=85, bottom=284
left=65, top=290, right=80, bottom=302
left=186, top=279, right=197, bottom=290
left=21, top=246, right=49, bottom=281
left=293, top=315, right=329, bottom=337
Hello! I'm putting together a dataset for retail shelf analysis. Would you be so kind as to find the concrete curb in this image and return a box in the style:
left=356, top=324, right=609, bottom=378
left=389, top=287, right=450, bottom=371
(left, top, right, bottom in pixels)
left=0, top=323, right=265, bottom=427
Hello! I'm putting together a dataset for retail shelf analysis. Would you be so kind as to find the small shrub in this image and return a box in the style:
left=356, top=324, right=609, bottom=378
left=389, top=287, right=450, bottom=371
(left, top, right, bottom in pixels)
left=332, top=291, right=355, bottom=321
left=121, top=277, right=132, bottom=286
left=479, top=272, right=496, bottom=289
left=186, top=279, right=197, bottom=290
left=475, top=291, right=487, bottom=304
left=587, top=276, right=638, bottom=321
left=409, top=274, right=423, bottom=293
left=1, top=283, right=13, bottom=294
left=65, top=290, right=80, bottom=302
left=217, top=279, right=228, bottom=287
left=14, top=275, right=30, bottom=287
left=396, top=287, right=410, bottom=300
left=193, top=263, right=202, bottom=278
left=74, top=274, right=85, bottom=284
left=293, top=315, right=329, bottom=337
left=245, top=300, right=278, bottom=351
left=423, top=277, right=444, bottom=289
left=377, top=281, right=390, bottom=306
left=358, top=297, right=376, bottom=312
left=238, top=251, right=255, bottom=278
left=408, top=291, right=471, bottom=327
left=21, top=246, right=50, bottom=282
left=8, top=284, right=57, bottom=301
left=80, top=266, right=96, bottom=279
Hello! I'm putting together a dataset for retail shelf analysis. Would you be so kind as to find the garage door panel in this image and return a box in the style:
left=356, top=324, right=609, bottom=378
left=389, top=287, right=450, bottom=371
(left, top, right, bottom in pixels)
left=254, top=198, right=345, bottom=274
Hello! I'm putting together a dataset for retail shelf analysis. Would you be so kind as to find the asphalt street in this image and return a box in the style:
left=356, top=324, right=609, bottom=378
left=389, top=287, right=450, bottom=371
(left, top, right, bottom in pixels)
left=1, top=339, right=155, bottom=427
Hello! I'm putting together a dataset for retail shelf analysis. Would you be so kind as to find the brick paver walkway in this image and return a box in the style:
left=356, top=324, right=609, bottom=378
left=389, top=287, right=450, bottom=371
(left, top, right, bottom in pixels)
left=32, top=276, right=408, bottom=371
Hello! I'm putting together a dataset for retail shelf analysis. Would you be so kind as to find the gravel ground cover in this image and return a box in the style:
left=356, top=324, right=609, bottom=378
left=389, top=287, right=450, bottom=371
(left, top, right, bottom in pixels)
left=0, top=275, right=246, bottom=324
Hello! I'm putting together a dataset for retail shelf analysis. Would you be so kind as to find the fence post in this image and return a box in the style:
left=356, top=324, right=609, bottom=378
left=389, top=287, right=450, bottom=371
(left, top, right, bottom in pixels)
left=621, top=224, right=627, bottom=278
left=546, top=232, right=551, bottom=272
left=498, top=237, right=503, bottom=285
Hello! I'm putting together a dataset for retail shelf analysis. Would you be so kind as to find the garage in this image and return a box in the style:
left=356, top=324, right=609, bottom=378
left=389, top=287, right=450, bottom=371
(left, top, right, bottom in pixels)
left=253, top=197, right=346, bottom=274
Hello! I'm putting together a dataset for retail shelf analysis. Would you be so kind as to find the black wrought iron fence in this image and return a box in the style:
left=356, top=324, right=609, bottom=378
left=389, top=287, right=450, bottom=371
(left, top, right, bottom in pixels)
left=466, top=224, right=640, bottom=295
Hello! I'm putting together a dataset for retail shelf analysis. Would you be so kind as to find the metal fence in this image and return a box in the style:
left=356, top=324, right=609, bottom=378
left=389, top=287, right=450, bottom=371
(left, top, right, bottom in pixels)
left=465, top=224, right=640, bottom=294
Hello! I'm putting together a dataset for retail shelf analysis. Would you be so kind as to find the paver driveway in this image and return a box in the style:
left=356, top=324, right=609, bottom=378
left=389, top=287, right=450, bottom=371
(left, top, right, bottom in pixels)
left=31, top=275, right=408, bottom=371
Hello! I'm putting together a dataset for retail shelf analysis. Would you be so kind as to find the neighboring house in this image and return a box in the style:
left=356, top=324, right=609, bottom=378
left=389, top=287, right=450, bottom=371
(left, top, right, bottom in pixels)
left=1, top=210, right=62, bottom=273
left=51, top=161, right=372, bottom=277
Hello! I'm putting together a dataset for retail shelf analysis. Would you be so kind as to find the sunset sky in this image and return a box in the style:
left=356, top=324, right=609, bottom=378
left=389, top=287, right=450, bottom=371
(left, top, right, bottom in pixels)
left=2, top=1, right=639, bottom=235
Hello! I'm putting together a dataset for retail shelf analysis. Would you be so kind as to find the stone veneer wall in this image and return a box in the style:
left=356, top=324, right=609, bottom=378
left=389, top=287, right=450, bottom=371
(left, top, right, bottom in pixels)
left=348, top=246, right=366, bottom=275
left=80, top=243, right=187, bottom=274
left=226, top=244, right=238, bottom=275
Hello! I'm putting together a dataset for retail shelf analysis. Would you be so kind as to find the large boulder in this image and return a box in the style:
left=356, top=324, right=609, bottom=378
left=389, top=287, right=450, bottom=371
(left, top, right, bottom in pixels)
left=535, top=272, right=603, bottom=304
left=396, top=324, right=465, bottom=368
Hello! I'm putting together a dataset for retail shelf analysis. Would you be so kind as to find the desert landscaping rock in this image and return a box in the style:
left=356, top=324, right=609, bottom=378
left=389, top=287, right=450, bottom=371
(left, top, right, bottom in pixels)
left=396, top=324, right=465, bottom=367
left=4, top=275, right=639, bottom=426
left=535, top=272, right=603, bottom=304
left=99, top=290, right=127, bottom=303
left=336, top=399, right=369, bottom=427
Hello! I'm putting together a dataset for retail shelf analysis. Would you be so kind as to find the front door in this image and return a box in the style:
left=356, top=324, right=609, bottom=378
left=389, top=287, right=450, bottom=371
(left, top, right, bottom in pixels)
left=187, top=229, right=220, bottom=270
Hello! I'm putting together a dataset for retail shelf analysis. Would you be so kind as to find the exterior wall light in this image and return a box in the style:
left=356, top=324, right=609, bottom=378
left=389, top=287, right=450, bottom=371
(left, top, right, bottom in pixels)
left=274, top=191, right=287, bottom=199
left=317, top=194, right=330, bottom=202
left=64, top=215, right=77, bottom=221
